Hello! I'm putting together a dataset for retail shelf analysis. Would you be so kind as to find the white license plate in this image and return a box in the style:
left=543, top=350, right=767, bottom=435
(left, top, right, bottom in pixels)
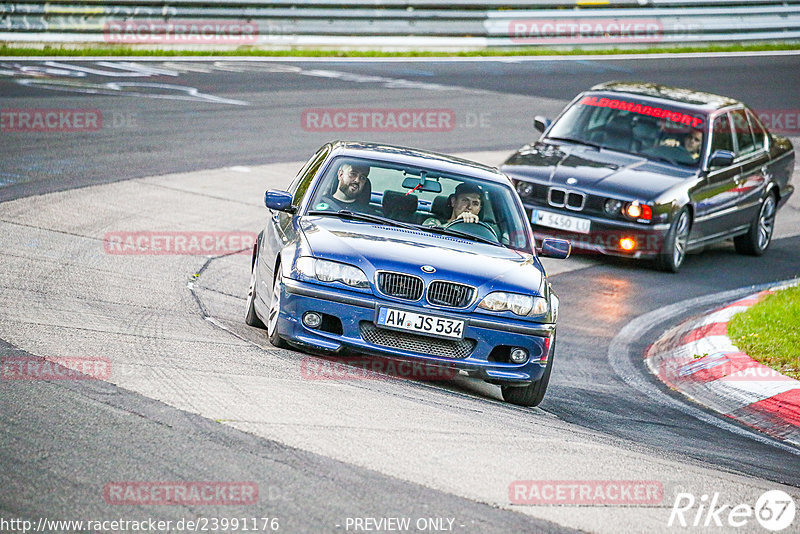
left=377, top=308, right=464, bottom=340
left=532, top=209, right=591, bottom=234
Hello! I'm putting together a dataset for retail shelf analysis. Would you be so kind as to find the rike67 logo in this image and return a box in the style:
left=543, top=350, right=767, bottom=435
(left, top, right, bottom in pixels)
left=668, top=490, right=796, bottom=531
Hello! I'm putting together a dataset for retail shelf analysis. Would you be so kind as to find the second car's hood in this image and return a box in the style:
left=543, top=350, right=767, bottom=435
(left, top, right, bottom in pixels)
left=502, top=141, right=696, bottom=199
left=300, top=216, right=544, bottom=294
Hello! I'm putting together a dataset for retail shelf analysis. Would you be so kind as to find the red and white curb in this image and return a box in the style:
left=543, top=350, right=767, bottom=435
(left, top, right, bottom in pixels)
left=645, top=281, right=800, bottom=447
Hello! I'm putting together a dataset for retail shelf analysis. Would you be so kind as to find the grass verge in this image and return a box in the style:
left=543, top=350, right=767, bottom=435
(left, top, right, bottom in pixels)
left=728, top=284, right=800, bottom=380
left=2, top=42, right=800, bottom=57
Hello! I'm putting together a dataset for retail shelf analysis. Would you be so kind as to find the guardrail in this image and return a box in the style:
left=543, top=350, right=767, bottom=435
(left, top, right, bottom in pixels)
left=2, top=1, right=800, bottom=49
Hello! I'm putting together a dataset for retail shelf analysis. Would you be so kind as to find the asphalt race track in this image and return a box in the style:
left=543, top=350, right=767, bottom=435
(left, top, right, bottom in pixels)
left=1, top=54, right=799, bottom=533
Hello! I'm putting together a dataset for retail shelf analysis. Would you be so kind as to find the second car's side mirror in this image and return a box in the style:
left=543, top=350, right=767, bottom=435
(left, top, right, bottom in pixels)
left=539, top=238, right=571, bottom=259
left=265, top=189, right=296, bottom=213
left=534, top=116, right=552, bottom=133
left=708, top=150, right=735, bottom=168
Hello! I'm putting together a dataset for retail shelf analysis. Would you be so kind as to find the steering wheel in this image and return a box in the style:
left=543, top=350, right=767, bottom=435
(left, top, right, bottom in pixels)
left=443, top=220, right=500, bottom=243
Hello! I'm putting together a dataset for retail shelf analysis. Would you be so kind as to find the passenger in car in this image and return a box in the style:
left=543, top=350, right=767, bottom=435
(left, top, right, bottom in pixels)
left=423, top=182, right=483, bottom=226
left=317, top=162, right=374, bottom=212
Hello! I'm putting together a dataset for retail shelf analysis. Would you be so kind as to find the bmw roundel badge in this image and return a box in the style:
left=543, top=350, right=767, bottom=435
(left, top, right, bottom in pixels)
left=421, top=265, right=436, bottom=273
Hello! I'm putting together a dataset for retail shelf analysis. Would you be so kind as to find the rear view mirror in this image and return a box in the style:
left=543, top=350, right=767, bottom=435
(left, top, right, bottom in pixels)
left=534, top=116, right=552, bottom=133
left=708, top=150, right=735, bottom=168
left=401, top=175, right=442, bottom=193
left=265, top=189, right=295, bottom=212
left=539, top=238, right=571, bottom=259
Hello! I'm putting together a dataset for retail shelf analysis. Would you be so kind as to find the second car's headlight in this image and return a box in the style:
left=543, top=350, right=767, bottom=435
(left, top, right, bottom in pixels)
left=478, top=292, right=548, bottom=316
left=295, top=257, right=370, bottom=289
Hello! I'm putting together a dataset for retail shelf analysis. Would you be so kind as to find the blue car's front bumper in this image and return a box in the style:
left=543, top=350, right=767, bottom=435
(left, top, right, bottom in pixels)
left=276, top=278, right=554, bottom=385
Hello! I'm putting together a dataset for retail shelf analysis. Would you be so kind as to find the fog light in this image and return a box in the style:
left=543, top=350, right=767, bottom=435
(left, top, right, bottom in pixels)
left=303, top=312, right=323, bottom=328
left=620, top=237, right=636, bottom=251
left=509, top=347, right=528, bottom=364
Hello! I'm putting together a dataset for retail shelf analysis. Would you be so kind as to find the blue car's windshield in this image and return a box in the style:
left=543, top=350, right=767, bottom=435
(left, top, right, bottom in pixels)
left=547, top=93, right=708, bottom=167
left=306, top=156, right=532, bottom=252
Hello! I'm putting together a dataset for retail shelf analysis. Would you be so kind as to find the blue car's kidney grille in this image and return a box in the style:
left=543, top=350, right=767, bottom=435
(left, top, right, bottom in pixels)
left=359, top=322, right=475, bottom=359
left=377, top=272, right=423, bottom=301
left=427, top=281, right=475, bottom=308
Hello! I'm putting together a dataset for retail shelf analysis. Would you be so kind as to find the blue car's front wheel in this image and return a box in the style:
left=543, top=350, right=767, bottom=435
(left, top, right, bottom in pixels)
left=245, top=246, right=266, bottom=329
left=267, top=268, right=288, bottom=348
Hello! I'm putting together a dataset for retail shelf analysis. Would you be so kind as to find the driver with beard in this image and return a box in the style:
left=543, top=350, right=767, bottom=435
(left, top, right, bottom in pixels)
left=423, top=182, right=483, bottom=227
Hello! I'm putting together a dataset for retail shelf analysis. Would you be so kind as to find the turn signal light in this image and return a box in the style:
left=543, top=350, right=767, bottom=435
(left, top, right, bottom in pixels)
left=625, top=202, right=652, bottom=221
left=540, top=337, right=552, bottom=363
left=626, top=202, right=642, bottom=218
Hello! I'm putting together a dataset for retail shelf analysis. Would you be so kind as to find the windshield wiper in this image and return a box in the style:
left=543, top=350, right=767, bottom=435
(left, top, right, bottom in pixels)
left=417, top=224, right=500, bottom=247
left=307, top=210, right=417, bottom=229
left=646, top=155, right=681, bottom=166
left=547, top=136, right=602, bottom=150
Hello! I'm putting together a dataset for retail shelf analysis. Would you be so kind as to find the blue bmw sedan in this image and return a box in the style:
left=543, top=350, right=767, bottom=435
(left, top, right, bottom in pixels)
left=245, top=142, right=570, bottom=406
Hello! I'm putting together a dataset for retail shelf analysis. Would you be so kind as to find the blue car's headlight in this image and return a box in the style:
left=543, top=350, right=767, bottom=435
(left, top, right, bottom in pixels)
left=478, top=292, right=548, bottom=317
left=295, top=257, right=370, bottom=289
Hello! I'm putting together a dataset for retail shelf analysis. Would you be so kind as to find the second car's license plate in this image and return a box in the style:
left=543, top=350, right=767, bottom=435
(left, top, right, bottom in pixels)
left=377, top=308, right=464, bottom=340
left=532, top=209, right=591, bottom=234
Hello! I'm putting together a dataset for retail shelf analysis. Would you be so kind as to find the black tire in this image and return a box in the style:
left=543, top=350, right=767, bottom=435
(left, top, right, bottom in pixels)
left=267, top=266, right=288, bottom=348
left=656, top=208, right=691, bottom=273
left=501, top=336, right=555, bottom=407
left=245, top=245, right=266, bottom=329
left=734, top=192, right=777, bottom=256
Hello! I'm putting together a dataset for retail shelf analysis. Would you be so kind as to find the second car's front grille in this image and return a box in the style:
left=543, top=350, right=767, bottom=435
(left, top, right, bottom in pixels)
left=377, top=271, right=423, bottom=301
left=548, top=187, right=586, bottom=211
left=360, top=322, right=476, bottom=359
left=427, top=281, right=475, bottom=308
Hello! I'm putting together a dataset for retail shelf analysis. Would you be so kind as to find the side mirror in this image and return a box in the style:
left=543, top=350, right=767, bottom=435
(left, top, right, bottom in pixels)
left=534, top=116, right=552, bottom=133
left=539, top=238, right=571, bottom=259
left=708, top=150, right=735, bottom=168
left=265, top=189, right=295, bottom=212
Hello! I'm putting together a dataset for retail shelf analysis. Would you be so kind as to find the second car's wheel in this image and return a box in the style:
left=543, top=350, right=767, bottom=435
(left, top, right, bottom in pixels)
left=501, top=336, right=555, bottom=407
left=245, top=246, right=266, bottom=329
left=267, top=267, right=288, bottom=348
left=656, top=208, right=691, bottom=273
left=734, top=193, right=777, bottom=256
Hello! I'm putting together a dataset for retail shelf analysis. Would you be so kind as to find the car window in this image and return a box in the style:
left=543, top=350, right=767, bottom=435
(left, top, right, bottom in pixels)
left=291, top=145, right=329, bottom=205
left=710, top=113, right=734, bottom=153
left=305, top=156, right=531, bottom=252
left=546, top=93, right=706, bottom=166
left=746, top=109, right=767, bottom=151
left=731, top=109, right=755, bottom=156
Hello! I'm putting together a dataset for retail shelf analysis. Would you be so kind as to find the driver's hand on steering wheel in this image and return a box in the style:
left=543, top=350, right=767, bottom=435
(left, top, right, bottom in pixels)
left=455, top=212, right=479, bottom=224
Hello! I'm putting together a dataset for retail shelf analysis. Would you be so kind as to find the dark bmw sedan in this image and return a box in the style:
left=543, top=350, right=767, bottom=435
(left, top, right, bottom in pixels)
left=501, top=82, right=795, bottom=271
left=245, top=142, right=570, bottom=406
